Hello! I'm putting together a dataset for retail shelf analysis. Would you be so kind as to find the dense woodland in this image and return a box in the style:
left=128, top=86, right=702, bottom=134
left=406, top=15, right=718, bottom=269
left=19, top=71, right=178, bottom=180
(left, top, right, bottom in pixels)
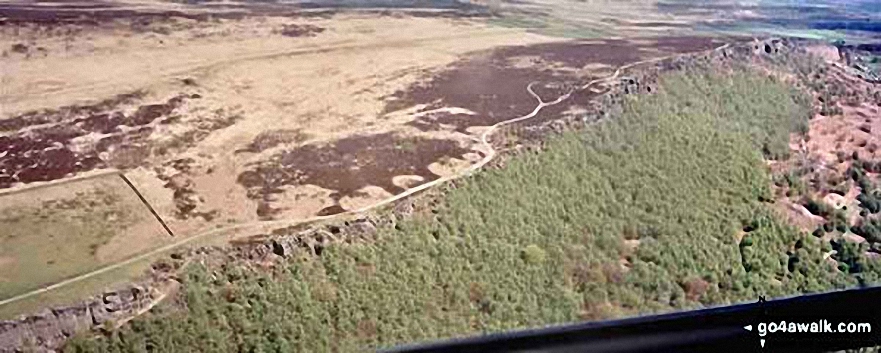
left=66, top=70, right=881, bottom=352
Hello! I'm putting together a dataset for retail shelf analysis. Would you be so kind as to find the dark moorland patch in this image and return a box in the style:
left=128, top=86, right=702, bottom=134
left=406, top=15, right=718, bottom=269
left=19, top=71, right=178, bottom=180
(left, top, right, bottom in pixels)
left=275, top=23, right=325, bottom=37
left=0, top=1, right=484, bottom=30
left=236, top=129, right=310, bottom=153
left=237, top=132, right=469, bottom=217
left=65, top=69, right=880, bottom=352
left=0, top=4, right=248, bottom=27
left=0, top=91, right=145, bottom=132
left=387, top=37, right=725, bottom=133
left=0, top=93, right=199, bottom=188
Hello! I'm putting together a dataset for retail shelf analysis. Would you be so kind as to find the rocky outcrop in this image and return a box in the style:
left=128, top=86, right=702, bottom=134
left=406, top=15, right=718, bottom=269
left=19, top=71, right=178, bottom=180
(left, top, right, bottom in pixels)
left=0, top=285, right=161, bottom=352
left=261, top=216, right=382, bottom=258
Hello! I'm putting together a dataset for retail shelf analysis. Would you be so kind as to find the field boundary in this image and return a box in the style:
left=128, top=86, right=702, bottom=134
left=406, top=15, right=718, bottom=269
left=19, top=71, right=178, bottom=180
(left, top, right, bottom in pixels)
left=0, top=168, right=179, bottom=309
left=118, top=174, right=175, bottom=237
left=0, top=42, right=731, bottom=309
left=0, top=170, right=175, bottom=238
left=0, top=169, right=121, bottom=197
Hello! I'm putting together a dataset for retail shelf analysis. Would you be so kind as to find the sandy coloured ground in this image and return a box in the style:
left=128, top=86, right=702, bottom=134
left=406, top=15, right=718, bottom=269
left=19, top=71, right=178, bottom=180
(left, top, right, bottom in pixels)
left=1, top=9, right=561, bottom=243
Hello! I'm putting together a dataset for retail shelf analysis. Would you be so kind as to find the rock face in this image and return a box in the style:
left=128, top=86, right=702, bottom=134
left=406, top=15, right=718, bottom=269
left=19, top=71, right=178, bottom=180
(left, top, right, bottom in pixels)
left=804, top=44, right=842, bottom=63
left=0, top=286, right=159, bottom=352
left=267, top=216, right=380, bottom=259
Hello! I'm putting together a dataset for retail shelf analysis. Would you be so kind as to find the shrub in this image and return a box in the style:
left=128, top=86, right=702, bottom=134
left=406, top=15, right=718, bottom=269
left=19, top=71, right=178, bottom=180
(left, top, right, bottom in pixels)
left=858, top=193, right=881, bottom=214
left=10, top=43, right=27, bottom=53
left=852, top=219, right=881, bottom=243
left=832, top=241, right=868, bottom=274
left=804, top=197, right=832, bottom=217
left=521, top=244, right=547, bottom=265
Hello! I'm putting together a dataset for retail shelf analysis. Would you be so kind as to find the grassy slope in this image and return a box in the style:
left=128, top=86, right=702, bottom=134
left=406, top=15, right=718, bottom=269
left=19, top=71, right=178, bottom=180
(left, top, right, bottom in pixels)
left=66, top=70, right=879, bottom=352
left=0, top=179, right=149, bottom=301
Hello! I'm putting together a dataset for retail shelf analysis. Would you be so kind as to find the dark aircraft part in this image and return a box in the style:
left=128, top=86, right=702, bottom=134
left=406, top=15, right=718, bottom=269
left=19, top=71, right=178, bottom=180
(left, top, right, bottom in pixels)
left=383, top=286, right=881, bottom=353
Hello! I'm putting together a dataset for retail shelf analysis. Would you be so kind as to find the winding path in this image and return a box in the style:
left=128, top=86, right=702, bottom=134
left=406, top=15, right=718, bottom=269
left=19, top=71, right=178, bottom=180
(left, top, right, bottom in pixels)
left=0, top=42, right=731, bottom=309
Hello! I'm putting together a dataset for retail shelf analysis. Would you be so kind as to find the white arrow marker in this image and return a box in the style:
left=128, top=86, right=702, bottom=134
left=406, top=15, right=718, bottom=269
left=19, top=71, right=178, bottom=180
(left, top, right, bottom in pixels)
left=744, top=325, right=753, bottom=331
left=760, top=339, right=766, bottom=348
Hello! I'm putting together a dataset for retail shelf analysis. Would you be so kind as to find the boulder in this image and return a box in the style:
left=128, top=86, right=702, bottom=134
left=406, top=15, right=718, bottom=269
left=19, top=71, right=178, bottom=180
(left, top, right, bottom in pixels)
left=393, top=200, right=414, bottom=218
left=0, top=321, right=28, bottom=351
left=52, top=305, right=91, bottom=337
left=349, top=219, right=377, bottom=239
left=89, top=300, right=112, bottom=326
left=271, top=239, right=293, bottom=257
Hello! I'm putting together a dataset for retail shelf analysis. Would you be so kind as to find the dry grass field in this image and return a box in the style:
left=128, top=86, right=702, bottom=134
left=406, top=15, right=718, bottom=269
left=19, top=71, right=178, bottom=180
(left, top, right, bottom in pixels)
left=0, top=174, right=167, bottom=301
